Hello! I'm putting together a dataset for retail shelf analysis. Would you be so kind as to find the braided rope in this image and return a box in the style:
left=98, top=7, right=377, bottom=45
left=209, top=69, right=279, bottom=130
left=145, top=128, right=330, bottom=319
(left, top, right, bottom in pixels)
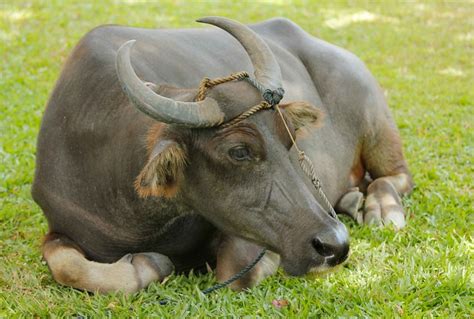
left=194, top=72, right=276, bottom=129
left=243, top=76, right=267, bottom=95
left=220, top=101, right=273, bottom=128
left=196, top=71, right=249, bottom=102
left=275, top=105, right=338, bottom=219
left=298, top=153, right=338, bottom=219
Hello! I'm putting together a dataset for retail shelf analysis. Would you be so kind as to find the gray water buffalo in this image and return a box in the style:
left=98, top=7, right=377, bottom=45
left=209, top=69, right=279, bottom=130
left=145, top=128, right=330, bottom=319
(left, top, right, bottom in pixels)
left=32, top=16, right=412, bottom=293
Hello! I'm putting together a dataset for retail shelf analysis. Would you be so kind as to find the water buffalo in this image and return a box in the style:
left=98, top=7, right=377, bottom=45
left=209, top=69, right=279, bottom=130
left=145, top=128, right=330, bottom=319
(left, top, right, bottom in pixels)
left=32, top=16, right=412, bottom=293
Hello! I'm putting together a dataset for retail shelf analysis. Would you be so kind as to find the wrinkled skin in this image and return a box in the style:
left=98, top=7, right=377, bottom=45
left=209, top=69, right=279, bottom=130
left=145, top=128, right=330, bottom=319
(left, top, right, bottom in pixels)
left=33, top=18, right=411, bottom=293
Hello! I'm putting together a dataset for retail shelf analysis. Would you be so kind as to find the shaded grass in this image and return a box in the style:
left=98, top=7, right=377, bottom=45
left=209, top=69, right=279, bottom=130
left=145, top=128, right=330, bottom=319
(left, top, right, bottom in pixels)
left=1, top=0, right=473, bottom=317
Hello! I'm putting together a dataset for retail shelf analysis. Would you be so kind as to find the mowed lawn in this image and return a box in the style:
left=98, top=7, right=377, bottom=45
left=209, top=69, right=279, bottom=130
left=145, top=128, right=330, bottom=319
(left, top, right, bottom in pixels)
left=1, top=1, right=473, bottom=317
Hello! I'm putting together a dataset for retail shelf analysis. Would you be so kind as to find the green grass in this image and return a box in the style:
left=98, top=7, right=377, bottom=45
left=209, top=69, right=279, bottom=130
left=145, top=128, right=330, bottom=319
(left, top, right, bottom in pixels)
left=1, top=0, right=473, bottom=317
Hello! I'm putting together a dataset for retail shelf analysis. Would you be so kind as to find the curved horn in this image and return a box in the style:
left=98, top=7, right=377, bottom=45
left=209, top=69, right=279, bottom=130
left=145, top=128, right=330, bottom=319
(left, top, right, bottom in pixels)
left=115, top=40, right=225, bottom=127
left=197, top=16, right=283, bottom=91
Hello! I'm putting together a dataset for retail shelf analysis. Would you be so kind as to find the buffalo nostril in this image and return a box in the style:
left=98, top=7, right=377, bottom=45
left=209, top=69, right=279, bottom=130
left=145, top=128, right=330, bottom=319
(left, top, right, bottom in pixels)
left=327, top=242, right=350, bottom=266
left=339, top=244, right=350, bottom=263
left=312, top=237, right=334, bottom=257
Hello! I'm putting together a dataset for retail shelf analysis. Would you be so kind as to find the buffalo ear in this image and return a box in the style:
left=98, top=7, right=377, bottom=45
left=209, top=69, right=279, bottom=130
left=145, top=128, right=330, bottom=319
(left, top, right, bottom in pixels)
left=135, top=140, right=187, bottom=198
left=280, top=101, right=324, bottom=130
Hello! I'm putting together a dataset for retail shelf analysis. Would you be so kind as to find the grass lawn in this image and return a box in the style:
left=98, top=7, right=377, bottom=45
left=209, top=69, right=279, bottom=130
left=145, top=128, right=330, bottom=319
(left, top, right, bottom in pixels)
left=1, top=0, right=473, bottom=317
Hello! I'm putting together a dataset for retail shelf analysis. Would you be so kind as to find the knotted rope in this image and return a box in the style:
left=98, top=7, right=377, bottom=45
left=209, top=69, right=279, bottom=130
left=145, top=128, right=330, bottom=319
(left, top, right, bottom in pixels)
left=195, top=71, right=275, bottom=128
left=274, top=105, right=338, bottom=219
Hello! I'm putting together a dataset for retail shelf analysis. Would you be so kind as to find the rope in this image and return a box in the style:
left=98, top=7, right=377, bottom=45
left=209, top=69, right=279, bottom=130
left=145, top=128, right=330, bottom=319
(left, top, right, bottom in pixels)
left=275, top=105, right=338, bottom=219
left=201, top=248, right=267, bottom=295
left=194, top=71, right=276, bottom=129
left=157, top=248, right=267, bottom=305
left=220, top=102, right=273, bottom=128
left=196, top=71, right=250, bottom=102
left=243, top=77, right=267, bottom=96
left=195, top=71, right=284, bottom=111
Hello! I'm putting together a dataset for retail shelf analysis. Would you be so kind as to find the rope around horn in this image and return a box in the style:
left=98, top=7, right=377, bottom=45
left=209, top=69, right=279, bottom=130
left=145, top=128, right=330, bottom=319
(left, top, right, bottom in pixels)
left=195, top=71, right=249, bottom=102
left=195, top=71, right=282, bottom=129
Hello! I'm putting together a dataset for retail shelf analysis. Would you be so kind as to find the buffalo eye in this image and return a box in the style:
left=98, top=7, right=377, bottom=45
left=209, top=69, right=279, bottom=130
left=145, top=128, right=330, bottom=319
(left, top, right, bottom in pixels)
left=228, top=146, right=251, bottom=161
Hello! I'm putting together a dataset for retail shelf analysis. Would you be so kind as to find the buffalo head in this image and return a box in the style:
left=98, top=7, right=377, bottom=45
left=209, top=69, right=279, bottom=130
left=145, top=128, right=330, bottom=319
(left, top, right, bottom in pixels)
left=115, top=17, right=349, bottom=275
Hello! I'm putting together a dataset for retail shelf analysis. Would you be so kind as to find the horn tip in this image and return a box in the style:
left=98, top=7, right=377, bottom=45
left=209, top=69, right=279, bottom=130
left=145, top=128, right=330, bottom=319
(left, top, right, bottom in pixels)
left=196, top=16, right=230, bottom=25
left=119, top=39, right=137, bottom=50
left=196, top=17, right=212, bottom=24
left=125, top=39, right=137, bottom=46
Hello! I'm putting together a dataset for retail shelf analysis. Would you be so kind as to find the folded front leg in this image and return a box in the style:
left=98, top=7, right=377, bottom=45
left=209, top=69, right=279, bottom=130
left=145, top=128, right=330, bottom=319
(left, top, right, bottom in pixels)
left=42, top=232, right=174, bottom=294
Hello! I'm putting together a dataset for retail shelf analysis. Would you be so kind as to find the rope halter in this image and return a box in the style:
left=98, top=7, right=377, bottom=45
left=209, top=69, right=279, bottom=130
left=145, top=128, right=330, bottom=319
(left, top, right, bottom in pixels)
left=195, top=71, right=339, bottom=219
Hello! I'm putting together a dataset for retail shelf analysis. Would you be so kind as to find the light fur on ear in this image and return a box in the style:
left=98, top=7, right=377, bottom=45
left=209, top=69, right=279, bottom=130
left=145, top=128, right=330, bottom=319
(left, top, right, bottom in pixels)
left=281, top=101, right=324, bottom=130
left=135, top=140, right=187, bottom=198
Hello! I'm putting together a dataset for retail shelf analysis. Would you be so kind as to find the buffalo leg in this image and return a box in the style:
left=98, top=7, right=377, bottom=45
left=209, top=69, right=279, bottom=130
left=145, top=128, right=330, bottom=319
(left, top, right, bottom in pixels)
left=42, top=232, right=174, bottom=293
left=362, top=122, right=413, bottom=229
left=216, top=235, right=280, bottom=290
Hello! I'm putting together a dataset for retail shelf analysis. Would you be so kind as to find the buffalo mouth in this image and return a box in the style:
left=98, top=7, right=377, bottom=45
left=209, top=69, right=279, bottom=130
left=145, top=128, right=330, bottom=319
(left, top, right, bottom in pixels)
left=279, top=254, right=325, bottom=276
left=279, top=249, right=349, bottom=276
left=275, top=229, right=350, bottom=276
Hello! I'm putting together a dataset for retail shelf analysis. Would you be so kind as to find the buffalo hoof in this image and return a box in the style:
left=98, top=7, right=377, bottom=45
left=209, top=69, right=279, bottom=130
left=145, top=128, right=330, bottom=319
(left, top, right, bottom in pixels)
left=335, top=188, right=364, bottom=221
left=130, top=252, right=175, bottom=282
left=364, top=178, right=406, bottom=230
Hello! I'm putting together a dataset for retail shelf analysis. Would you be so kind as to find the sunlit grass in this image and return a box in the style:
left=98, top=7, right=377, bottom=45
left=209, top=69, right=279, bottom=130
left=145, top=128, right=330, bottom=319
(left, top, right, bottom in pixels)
left=1, top=0, right=473, bottom=317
